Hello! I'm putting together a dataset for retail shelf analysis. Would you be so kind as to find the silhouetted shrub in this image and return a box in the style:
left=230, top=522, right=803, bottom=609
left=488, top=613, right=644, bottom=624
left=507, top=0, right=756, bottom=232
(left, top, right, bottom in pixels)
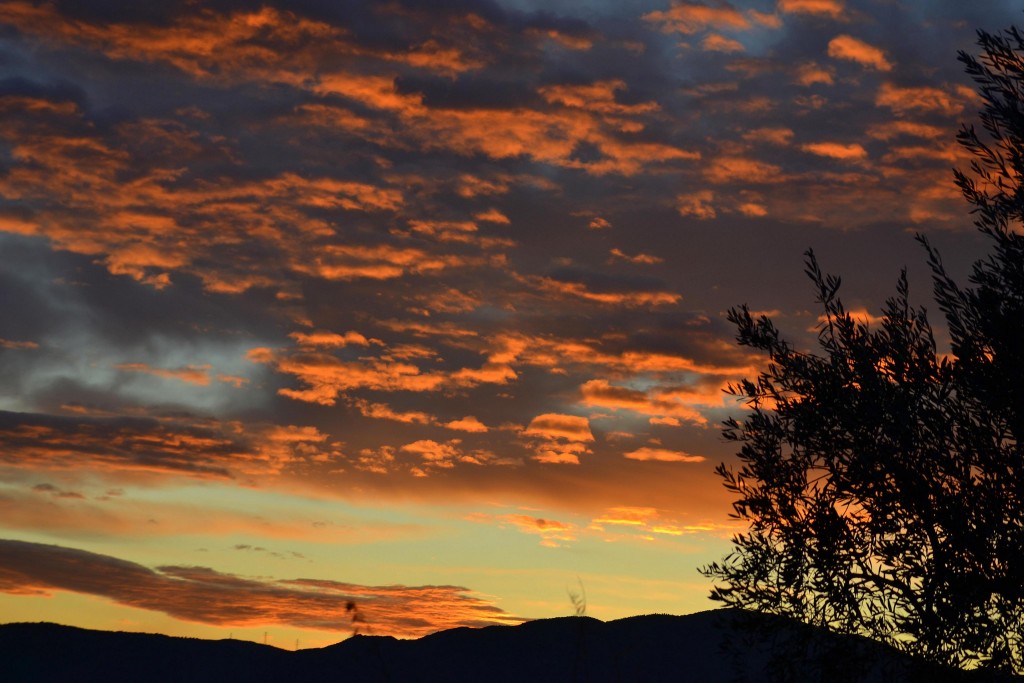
left=703, top=25, right=1024, bottom=676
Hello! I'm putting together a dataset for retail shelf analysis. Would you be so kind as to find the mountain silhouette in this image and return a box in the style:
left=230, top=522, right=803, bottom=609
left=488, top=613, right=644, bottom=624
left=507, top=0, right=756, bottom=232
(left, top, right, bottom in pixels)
left=0, top=608, right=1007, bottom=682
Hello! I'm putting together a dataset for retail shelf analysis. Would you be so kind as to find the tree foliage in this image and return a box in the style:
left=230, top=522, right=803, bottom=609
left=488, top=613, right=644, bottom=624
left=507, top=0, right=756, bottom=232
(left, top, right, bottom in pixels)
left=702, top=26, right=1024, bottom=675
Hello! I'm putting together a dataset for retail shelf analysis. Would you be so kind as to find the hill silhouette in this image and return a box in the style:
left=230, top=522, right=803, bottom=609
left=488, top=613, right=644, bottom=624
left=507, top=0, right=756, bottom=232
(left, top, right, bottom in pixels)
left=0, top=608, right=1006, bottom=682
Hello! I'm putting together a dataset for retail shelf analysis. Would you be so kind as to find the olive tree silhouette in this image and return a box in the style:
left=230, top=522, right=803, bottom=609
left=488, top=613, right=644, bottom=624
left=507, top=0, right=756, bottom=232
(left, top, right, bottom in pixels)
left=701, top=25, right=1024, bottom=676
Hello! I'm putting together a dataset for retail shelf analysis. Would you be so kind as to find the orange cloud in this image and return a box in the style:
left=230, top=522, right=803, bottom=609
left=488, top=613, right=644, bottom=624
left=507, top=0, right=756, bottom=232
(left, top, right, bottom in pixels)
left=298, top=244, right=476, bottom=282
left=350, top=399, right=435, bottom=425
left=0, top=540, right=521, bottom=639
left=737, top=202, right=768, bottom=217
left=113, top=363, right=212, bottom=386
left=589, top=506, right=739, bottom=541
left=592, top=506, right=660, bottom=526
left=399, top=439, right=502, bottom=475
left=742, top=127, right=795, bottom=145
left=376, top=319, right=479, bottom=340
left=468, top=512, right=577, bottom=547
left=0, top=92, right=412, bottom=296
left=643, top=2, right=774, bottom=34
left=501, top=514, right=576, bottom=543
left=0, top=338, right=38, bottom=350
left=623, top=446, right=706, bottom=463
left=474, top=208, right=511, bottom=224
left=793, top=62, right=835, bottom=86
left=538, top=80, right=659, bottom=117
left=0, top=412, right=340, bottom=481
left=524, top=414, right=594, bottom=442
left=0, top=3, right=484, bottom=84
left=778, top=0, right=846, bottom=18
left=455, top=173, right=511, bottom=198
left=530, top=276, right=681, bottom=307
left=526, top=27, right=595, bottom=51
left=812, top=308, right=885, bottom=329
left=400, top=440, right=461, bottom=469
left=289, top=331, right=372, bottom=348
left=482, top=331, right=758, bottom=379
left=875, top=82, right=974, bottom=116
left=608, top=248, right=664, bottom=265
left=522, top=414, right=594, bottom=465
left=866, top=121, right=945, bottom=140
left=353, top=446, right=397, bottom=475
left=411, top=287, right=482, bottom=315
left=704, top=156, right=785, bottom=184
left=314, top=72, right=696, bottom=176
left=701, top=34, right=745, bottom=53
left=882, top=141, right=965, bottom=165
left=444, top=416, right=489, bottom=433
left=677, top=190, right=717, bottom=219
left=800, top=142, right=868, bottom=160
left=579, top=379, right=709, bottom=426
left=827, top=35, right=892, bottom=71
left=255, top=351, right=450, bottom=405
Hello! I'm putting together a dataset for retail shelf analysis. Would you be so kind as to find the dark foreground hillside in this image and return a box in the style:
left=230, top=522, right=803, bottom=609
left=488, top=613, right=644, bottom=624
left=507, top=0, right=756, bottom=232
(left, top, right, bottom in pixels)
left=0, top=609, right=1009, bottom=682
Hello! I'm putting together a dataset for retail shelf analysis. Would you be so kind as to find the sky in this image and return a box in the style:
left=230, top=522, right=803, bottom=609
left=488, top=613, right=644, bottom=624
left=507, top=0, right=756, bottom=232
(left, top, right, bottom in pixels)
left=0, top=0, right=1018, bottom=649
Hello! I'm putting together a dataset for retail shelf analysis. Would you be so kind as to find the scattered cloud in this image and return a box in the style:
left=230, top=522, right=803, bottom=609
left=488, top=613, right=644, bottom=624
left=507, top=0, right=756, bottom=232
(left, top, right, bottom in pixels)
left=793, top=62, right=835, bottom=86
left=800, top=142, right=868, bottom=160
left=778, top=0, right=846, bottom=19
left=702, top=34, right=745, bottom=53
left=445, top=416, right=489, bottom=433
left=875, top=82, right=974, bottom=116
left=623, top=446, right=705, bottom=463
left=827, top=35, right=892, bottom=71
left=580, top=379, right=709, bottom=426
left=677, top=190, right=717, bottom=219
left=609, top=248, right=664, bottom=265
left=644, top=2, right=777, bottom=35
left=522, top=413, right=594, bottom=465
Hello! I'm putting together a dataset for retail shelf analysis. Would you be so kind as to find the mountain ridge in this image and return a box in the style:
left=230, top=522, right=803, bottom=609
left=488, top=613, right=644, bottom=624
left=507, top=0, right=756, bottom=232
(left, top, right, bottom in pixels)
left=0, top=608, right=1005, bottom=682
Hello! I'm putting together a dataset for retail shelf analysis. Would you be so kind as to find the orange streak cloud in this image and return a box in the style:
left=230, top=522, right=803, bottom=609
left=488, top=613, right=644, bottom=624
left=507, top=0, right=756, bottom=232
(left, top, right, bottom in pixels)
left=114, top=362, right=212, bottom=386
left=0, top=338, right=39, bottom=350
left=529, top=276, right=681, bottom=306
left=608, top=248, right=664, bottom=265
left=622, top=447, right=705, bottom=463
left=0, top=540, right=521, bottom=638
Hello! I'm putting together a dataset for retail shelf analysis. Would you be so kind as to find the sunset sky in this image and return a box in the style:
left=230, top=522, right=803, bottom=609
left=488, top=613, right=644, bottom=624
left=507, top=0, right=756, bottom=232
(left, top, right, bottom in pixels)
left=0, top=0, right=1017, bottom=648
